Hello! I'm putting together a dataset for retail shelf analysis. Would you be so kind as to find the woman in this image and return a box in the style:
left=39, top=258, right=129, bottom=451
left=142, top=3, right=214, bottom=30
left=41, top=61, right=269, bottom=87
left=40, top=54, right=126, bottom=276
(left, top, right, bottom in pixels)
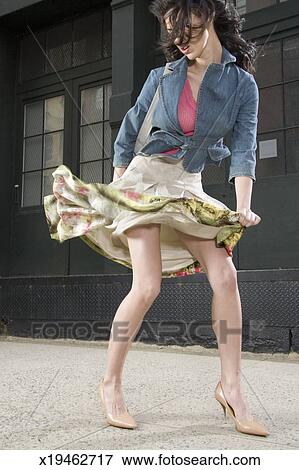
left=44, top=0, right=269, bottom=436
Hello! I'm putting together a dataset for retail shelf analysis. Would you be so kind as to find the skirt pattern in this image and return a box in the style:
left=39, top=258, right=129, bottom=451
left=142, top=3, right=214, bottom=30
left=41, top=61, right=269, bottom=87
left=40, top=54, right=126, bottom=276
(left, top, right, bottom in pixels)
left=43, top=153, right=246, bottom=278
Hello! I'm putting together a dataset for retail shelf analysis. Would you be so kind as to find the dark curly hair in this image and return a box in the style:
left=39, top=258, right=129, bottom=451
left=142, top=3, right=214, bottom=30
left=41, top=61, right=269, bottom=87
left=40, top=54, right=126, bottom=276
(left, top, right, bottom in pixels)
left=148, top=0, right=258, bottom=74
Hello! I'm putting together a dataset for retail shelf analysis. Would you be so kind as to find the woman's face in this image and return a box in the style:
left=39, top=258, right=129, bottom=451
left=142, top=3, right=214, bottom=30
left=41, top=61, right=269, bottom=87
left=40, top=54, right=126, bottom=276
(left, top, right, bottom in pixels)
left=164, top=11, right=211, bottom=59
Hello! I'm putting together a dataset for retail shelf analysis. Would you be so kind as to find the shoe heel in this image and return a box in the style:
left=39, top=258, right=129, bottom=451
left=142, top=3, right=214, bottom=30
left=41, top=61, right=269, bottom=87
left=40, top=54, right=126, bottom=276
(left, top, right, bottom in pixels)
left=218, top=401, right=227, bottom=423
left=215, top=381, right=270, bottom=437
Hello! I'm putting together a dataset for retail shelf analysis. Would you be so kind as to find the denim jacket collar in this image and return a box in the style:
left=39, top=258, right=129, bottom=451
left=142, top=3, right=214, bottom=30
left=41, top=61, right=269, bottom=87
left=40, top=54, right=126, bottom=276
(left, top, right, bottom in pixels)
left=158, top=45, right=238, bottom=138
left=167, top=45, right=237, bottom=72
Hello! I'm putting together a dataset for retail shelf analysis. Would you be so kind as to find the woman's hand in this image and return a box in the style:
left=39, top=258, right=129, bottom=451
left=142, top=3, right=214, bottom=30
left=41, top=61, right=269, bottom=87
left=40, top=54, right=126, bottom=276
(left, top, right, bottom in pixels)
left=237, top=208, right=262, bottom=227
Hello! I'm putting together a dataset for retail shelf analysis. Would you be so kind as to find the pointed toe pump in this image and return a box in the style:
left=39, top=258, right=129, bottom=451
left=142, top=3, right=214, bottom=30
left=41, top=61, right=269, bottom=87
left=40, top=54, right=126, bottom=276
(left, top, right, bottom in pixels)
left=99, top=378, right=137, bottom=429
left=215, top=381, right=270, bottom=437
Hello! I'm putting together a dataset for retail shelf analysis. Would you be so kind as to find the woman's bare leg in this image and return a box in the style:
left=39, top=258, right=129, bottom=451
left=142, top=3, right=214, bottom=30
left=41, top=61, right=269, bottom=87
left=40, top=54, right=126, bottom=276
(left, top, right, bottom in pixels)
left=173, top=229, right=253, bottom=421
left=102, top=223, right=162, bottom=417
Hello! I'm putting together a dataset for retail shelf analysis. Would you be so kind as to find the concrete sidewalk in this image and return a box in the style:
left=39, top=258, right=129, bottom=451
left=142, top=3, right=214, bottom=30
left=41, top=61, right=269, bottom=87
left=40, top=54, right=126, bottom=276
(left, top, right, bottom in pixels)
left=0, top=337, right=298, bottom=450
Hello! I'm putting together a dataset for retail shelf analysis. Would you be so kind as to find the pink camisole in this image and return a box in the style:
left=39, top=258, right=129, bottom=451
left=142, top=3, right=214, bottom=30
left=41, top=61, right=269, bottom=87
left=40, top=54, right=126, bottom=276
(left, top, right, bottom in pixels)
left=160, top=78, right=197, bottom=155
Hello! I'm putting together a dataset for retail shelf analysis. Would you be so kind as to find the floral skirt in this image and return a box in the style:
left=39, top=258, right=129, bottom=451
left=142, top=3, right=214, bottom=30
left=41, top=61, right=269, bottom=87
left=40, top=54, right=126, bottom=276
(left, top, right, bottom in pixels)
left=43, top=153, right=245, bottom=278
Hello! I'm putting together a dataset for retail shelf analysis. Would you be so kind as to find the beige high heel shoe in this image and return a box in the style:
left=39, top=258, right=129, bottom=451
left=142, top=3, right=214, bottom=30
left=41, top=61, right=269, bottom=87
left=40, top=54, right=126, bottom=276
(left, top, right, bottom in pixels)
left=99, top=378, right=137, bottom=429
left=215, top=381, right=270, bottom=437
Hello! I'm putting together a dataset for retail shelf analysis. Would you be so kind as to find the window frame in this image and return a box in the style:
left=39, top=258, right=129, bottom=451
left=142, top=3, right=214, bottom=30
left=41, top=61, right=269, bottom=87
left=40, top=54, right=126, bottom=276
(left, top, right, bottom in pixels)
left=16, top=83, right=69, bottom=213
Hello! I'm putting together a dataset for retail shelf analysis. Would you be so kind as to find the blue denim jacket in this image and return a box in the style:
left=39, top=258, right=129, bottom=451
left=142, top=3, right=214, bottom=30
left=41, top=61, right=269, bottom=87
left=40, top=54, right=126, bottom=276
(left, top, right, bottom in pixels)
left=113, top=45, right=259, bottom=185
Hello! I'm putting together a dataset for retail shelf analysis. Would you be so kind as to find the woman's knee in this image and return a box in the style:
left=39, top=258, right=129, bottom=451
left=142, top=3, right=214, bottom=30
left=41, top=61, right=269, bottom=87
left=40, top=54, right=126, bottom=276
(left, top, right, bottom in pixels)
left=208, top=262, right=238, bottom=294
left=132, top=281, right=161, bottom=304
left=126, top=223, right=162, bottom=303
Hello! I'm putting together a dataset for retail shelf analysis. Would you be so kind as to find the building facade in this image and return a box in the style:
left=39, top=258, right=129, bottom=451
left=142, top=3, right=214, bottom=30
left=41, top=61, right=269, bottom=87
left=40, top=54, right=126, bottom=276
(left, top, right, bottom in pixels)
left=0, top=0, right=298, bottom=351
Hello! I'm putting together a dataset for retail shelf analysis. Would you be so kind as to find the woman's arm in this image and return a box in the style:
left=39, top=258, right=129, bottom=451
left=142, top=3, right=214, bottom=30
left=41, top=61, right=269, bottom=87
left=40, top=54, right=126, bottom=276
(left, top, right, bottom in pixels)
left=235, top=174, right=261, bottom=226
left=229, top=75, right=261, bottom=226
left=228, top=74, right=259, bottom=203
left=112, top=166, right=127, bottom=182
left=234, top=176, right=253, bottom=211
left=234, top=175, right=261, bottom=227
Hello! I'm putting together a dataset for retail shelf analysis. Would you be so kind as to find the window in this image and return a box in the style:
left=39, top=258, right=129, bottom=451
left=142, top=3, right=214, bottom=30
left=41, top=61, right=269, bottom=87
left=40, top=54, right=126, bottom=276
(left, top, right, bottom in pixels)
left=79, top=83, right=112, bottom=183
left=286, top=128, right=299, bottom=174
left=283, top=35, right=299, bottom=82
left=255, top=34, right=299, bottom=177
left=22, top=95, right=65, bottom=207
left=18, top=8, right=113, bottom=209
left=257, top=131, right=285, bottom=178
left=255, top=40, right=282, bottom=88
left=19, top=9, right=112, bottom=83
left=258, top=85, right=284, bottom=133
left=235, top=0, right=289, bottom=15
left=46, top=23, right=73, bottom=73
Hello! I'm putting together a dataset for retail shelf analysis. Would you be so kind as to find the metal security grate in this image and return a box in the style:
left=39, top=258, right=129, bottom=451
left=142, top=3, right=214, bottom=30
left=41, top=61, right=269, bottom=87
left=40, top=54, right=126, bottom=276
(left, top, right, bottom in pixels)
left=46, top=22, right=72, bottom=73
left=1, top=273, right=298, bottom=352
left=19, top=31, right=46, bottom=82
left=73, top=13, right=102, bottom=66
left=201, top=162, right=226, bottom=186
left=19, top=8, right=112, bottom=83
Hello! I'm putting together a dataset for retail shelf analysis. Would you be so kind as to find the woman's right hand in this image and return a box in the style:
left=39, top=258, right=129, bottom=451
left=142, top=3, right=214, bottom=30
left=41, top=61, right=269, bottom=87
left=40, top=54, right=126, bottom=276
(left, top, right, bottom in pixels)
left=112, top=167, right=127, bottom=182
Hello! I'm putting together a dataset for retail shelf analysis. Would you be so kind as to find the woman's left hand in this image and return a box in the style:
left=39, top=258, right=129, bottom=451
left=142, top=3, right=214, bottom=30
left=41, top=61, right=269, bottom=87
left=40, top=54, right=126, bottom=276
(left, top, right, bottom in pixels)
left=237, top=208, right=262, bottom=227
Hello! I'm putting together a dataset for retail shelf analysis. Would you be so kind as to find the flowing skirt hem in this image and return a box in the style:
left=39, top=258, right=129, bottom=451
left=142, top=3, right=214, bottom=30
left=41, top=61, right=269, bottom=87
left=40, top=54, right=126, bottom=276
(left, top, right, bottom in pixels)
left=43, top=163, right=246, bottom=278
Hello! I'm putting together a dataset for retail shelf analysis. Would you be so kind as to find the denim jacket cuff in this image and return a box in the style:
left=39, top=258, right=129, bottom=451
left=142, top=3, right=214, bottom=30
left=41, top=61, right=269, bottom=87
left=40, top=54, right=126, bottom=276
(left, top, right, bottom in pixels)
left=229, top=171, right=256, bottom=185
left=112, top=157, right=130, bottom=168
left=228, top=149, right=256, bottom=185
